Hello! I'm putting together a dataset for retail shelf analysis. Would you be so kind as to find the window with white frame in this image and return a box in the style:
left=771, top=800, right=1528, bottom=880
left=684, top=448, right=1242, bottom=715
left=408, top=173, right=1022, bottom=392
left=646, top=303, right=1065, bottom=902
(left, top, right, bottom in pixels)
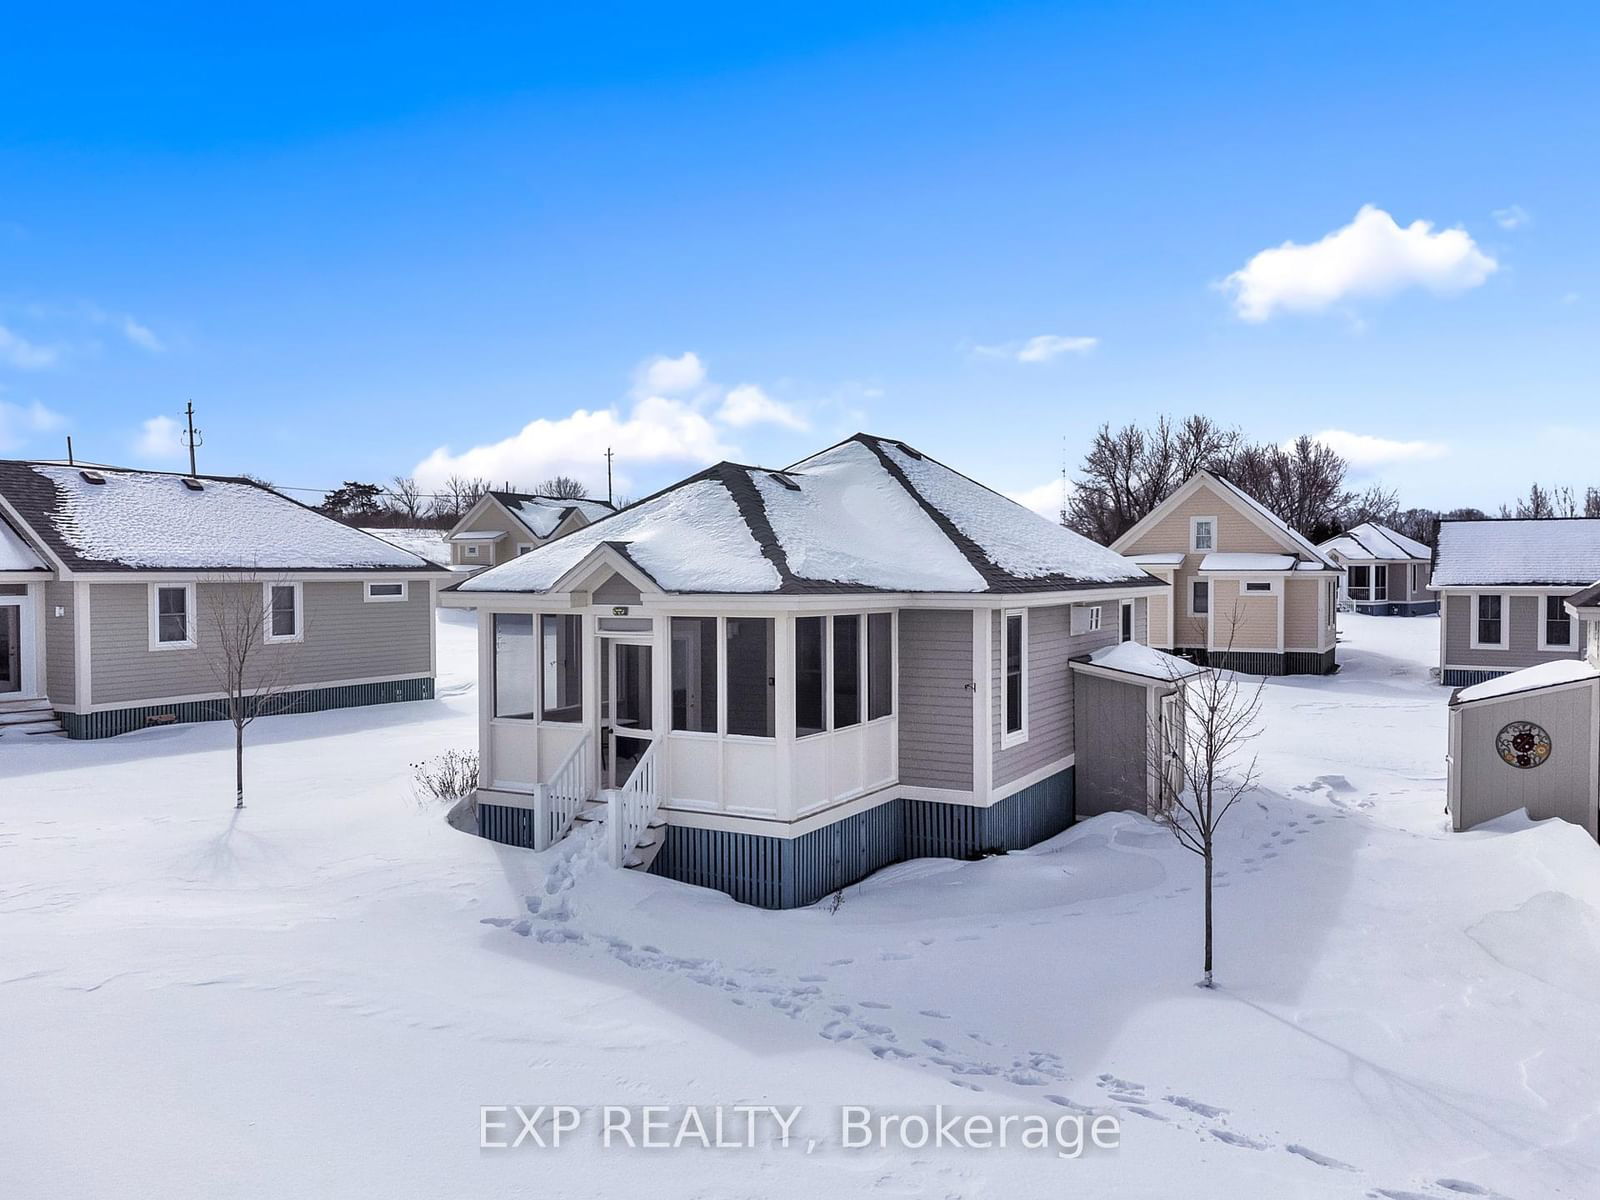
left=670, top=617, right=719, bottom=733
left=1191, top=517, right=1217, bottom=552
left=540, top=613, right=583, bottom=722
left=1002, top=609, right=1027, bottom=745
left=149, top=583, right=196, bottom=649
left=1474, top=594, right=1505, bottom=648
left=1244, top=580, right=1272, bottom=593
left=492, top=613, right=536, bottom=719
left=792, top=612, right=893, bottom=738
left=364, top=581, right=408, bottom=603
left=1190, top=579, right=1210, bottom=616
left=867, top=612, right=893, bottom=719
left=263, top=582, right=302, bottom=643
left=726, top=617, right=776, bottom=737
left=1543, top=595, right=1573, bottom=648
left=795, top=616, right=827, bottom=737
left=464, top=544, right=479, bottom=558
left=1087, top=605, right=1102, bottom=632
left=517, top=543, right=533, bottom=556
left=1326, top=579, right=1336, bottom=627
left=1120, top=600, right=1134, bottom=643
left=1347, top=564, right=1370, bottom=600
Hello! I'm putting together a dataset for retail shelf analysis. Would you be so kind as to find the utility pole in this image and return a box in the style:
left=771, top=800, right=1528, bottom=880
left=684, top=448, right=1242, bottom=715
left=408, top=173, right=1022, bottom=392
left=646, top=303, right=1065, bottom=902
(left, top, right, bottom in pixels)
left=605, top=447, right=614, bottom=506
left=66, top=436, right=75, bottom=466
left=182, top=401, right=203, bottom=477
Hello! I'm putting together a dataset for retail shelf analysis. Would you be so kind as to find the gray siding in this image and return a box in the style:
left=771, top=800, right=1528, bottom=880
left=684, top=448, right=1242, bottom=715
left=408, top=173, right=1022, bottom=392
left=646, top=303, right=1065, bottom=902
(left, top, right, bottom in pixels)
left=593, top=572, right=643, bottom=608
left=1134, top=597, right=1149, bottom=644
left=1452, top=686, right=1597, bottom=836
left=1073, top=671, right=1150, bottom=817
left=89, top=580, right=432, bottom=706
left=44, top=581, right=75, bottom=705
left=897, top=608, right=974, bottom=790
left=1442, top=591, right=1582, bottom=672
left=992, top=603, right=1118, bottom=788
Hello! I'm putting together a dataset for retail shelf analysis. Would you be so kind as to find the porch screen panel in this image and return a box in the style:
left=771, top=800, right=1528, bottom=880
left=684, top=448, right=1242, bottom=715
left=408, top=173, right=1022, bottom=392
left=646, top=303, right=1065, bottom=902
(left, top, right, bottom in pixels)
left=833, top=615, right=861, bottom=729
left=867, top=612, right=892, bottom=720
left=726, top=617, right=775, bottom=737
left=671, top=617, right=718, bottom=733
left=795, top=616, right=827, bottom=737
left=540, top=613, right=583, bottom=722
left=493, top=614, right=536, bottom=719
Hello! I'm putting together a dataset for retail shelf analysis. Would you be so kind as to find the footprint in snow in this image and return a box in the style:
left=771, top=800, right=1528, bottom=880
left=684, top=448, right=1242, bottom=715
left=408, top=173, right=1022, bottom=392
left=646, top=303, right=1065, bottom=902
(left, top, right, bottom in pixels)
left=1284, top=1144, right=1355, bottom=1171
left=924, top=1038, right=948, bottom=1051
left=1096, top=1074, right=1144, bottom=1093
left=1435, top=1182, right=1495, bottom=1197
left=859, top=1000, right=891, bottom=1009
left=826, top=958, right=853, bottom=966
left=1164, top=1095, right=1227, bottom=1119
left=871, top=1045, right=913, bottom=1060
left=1043, top=1095, right=1094, bottom=1114
left=1209, top=1129, right=1268, bottom=1150
left=919, top=1009, right=950, bottom=1019
left=1127, top=1107, right=1169, bottom=1121
left=798, top=973, right=827, bottom=982
left=880, top=951, right=912, bottom=961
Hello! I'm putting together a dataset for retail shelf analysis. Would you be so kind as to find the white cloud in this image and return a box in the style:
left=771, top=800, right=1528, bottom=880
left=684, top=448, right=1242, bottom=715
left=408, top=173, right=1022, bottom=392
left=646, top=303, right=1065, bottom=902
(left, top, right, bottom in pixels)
left=121, top=316, right=165, bottom=352
left=1224, top=205, right=1498, bottom=322
left=974, top=334, right=1098, bottom=363
left=1006, top=479, right=1068, bottom=520
left=0, top=324, right=60, bottom=370
left=1310, top=428, right=1449, bottom=468
left=1492, top=204, right=1530, bottom=230
left=633, top=351, right=706, bottom=397
left=0, top=400, right=67, bottom=451
left=717, top=384, right=807, bottom=430
left=133, top=415, right=186, bottom=462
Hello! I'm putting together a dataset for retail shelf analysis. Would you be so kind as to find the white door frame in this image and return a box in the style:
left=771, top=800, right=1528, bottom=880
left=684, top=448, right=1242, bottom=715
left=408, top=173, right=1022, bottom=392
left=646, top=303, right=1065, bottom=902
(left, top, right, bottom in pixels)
left=597, top=631, right=656, bottom=788
left=0, top=590, right=41, bottom=699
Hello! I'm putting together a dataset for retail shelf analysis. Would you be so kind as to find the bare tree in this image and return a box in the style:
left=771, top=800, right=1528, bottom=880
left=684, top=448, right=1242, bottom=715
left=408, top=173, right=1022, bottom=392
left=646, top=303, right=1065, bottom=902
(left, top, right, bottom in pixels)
left=199, top=575, right=300, bottom=809
left=388, top=475, right=424, bottom=522
left=1151, top=611, right=1266, bottom=987
left=429, top=474, right=492, bottom=524
left=531, top=474, right=590, bottom=499
left=1067, top=415, right=1241, bottom=542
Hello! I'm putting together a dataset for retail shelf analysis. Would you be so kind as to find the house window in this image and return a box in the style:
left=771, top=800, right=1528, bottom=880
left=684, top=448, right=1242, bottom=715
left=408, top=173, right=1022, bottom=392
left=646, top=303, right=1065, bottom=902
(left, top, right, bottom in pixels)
left=465, top=544, right=479, bottom=558
left=1119, top=601, right=1134, bottom=644
left=867, top=612, right=893, bottom=719
left=540, top=613, right=583, bottom=721
left=1348, top=564, right=1370, bottom=601
left=670, top=617, right=718, bottom=733
left=1410, top=563, right=1421, bottom=595
left=493, top=614, right=536, bottom=719
left=795, top=616, right=827, bottom=737
left=364, top=581, right=408, bottom=603
left=1326, top=579, right=1337, bottom=626
left=1191, top=579, right=1210, bottom=616
left=1087, top=606, right=1102, bottom=633
left=833, top=615, right=861, bottom=729
left=1475, top=595, right=1504, bottom=648
left=264, top=582, right=302, bottom=643
left=1002, top=609, right=1026, bottom=744
left=1191, top=517, right=1217, bottom=552
left=517, top=544, right=533, bottom=556
left=150, top=583, right=195, bottom=649
left=1544, top=595, right=1572, bottom=648
left=1245, top=581, right=1272, bottom=593
left=1373, top=565, right=1388, bottom=602
left=725, top=617, right=775, bottom=737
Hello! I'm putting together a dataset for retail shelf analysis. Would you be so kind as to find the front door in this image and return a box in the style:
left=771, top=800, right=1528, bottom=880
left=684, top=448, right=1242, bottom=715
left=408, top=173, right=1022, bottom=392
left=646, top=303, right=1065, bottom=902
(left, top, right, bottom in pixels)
left=599, top=638, right=654, bottom=788
left=0, top=604, right=21, bottom=695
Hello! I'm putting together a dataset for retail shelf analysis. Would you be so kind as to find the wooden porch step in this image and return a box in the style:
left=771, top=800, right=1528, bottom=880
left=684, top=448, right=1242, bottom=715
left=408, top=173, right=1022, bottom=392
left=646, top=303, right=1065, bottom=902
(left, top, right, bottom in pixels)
left=0, top=708, right=56, bottom=727
left=0, top=697, right=53, bottom=718
left=0, top=719, right=65, bottom=737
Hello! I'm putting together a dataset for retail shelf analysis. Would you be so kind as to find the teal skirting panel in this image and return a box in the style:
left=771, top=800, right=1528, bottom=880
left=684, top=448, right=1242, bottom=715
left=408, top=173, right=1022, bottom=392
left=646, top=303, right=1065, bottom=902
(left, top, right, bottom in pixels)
left=59, top=677, right=434, bottom=739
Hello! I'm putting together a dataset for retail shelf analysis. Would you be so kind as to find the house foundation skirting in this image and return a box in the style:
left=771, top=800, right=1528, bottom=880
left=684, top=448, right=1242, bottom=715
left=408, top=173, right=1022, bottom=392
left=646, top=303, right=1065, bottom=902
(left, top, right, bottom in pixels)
left=478, top=767, right=1076, bottom=909
left=1173, top=647, right=1337, bottom=676
left=58, top=677, right=435, bottom=739
left=1351, top=600, right=1438, bottom=616
left=1441, top=668, right=1509, bottom=689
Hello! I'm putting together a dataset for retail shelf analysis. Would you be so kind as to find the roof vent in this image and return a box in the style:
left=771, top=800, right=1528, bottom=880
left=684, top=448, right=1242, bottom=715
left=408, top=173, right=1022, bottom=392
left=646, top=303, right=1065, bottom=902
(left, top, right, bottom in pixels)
left=181, top=477, right=204, bottom=491
left=79, top=470, right=105, bottom=485
left=767, top=472, right=801, bottom=491
left=894, top=442, right=922, bottom=460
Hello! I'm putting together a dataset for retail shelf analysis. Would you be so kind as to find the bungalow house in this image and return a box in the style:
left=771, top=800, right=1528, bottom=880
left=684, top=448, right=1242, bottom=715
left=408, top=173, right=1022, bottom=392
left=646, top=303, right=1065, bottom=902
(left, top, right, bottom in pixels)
left=1430, top=518, right=1600, bottom=688
left=1109, top=471, right=1342, bottom=675
left=439, top=434, right=1204, bottom=909
left=1445, top=587, right=1600, bottom=838
left=445, top=490, right=614, bottom=570
left=1317, top=522, right=1435, bottom=616
left=0, top=460, right=447, bottom=739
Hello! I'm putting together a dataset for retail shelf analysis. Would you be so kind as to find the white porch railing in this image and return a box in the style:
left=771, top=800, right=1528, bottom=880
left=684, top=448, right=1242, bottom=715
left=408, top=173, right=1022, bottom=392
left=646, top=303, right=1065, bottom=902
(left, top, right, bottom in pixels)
left=533, top=730, right=594, bottom=851
left=604, top=739, right=661, bottom=868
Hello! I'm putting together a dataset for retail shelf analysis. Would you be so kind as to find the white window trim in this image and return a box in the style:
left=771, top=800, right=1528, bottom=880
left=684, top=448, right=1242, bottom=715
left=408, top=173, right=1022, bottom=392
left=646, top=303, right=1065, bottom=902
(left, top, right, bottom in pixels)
left=364, top=580, right=409, bottom=603
left=1000, top=607, right=1029, bottom=749
left=464, top=543, right=480, bottom=558
left=1241, top=579, right=1280, bottom=595
left=148, top=581, right=197, bottom=651
left=1537, top=592, right=1576, bottom=652
left=1346, top=563, right=1371, bottom=601
left=1087, top=605, right=1103, bottom=632
left=1190, top=516, right=1218, bottom=553
left=1188, top=578, right=1210, bottom=617
left=1469, top=592, right=1510, bottom=651
left=517, top=543, right=534, bottom=556
left=262, top=581, right=304, bottom=644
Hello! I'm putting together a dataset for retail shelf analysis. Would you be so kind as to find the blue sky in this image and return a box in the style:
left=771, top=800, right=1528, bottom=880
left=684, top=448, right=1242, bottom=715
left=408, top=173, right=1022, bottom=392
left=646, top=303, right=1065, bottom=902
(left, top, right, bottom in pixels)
left=2, top=2, right=1596, bottom=513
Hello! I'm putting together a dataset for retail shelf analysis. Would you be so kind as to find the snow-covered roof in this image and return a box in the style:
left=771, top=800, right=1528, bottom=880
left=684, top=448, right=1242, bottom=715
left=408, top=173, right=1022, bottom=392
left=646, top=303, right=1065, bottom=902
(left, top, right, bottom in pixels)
left=357, top=527, right=453, bottom=568
left=1077, top=641, right=1208, bottom=683
left=0, top=461, right=446, bottom=573
left=1433, top=519, right=1600, bottom=589
left=1128, top=551, right=1186, bottom=566
left=1319, top=522, right=1431, bottom=562
left=449, top=531, right=506, bottom=542
left=489, top=491, right=615, bottom=541
left=456, top=434, right=1159, bottom=596
left=1202, top=472, right=1340, bottom=569
left=0, top=515, right=48, bottom=571
left=1454, top=658, right=1600, bottom=704
left=1199, top=552, right=1297, bottom=572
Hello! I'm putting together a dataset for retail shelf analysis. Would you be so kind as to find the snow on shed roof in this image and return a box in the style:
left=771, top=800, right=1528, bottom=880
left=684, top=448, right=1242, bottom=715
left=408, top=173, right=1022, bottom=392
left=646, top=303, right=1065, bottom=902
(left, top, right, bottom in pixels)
left=456, top=434, right=1158, bottom=596
left=0, top=515, right=48, bottom=571
left=1454, top=658, right=1600, bottom=704
left=1433, top=518, right=1600, bottom=588
left=0, top=461, right=444, bottom=573
left=1319, top=522, right=1431, bottom=562
left=1078, top=641, right=1207, bottom=683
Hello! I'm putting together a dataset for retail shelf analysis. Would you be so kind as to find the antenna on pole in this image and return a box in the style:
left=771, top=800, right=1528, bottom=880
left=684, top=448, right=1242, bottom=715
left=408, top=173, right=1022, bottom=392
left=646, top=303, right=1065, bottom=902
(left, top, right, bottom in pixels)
left=66, top=436, right=75, bottom=466
left=182, top=401, right=204, bottom=477
left=605, top=447, right=614, bottom=506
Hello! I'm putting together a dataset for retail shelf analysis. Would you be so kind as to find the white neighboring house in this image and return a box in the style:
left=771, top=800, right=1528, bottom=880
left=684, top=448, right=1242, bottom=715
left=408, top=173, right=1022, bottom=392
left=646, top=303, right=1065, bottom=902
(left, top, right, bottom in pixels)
left=445, top=491, right=614, bottom=571
left=1431, top=518, right=1600, bottom=689
left=0, top=460, right=446, bottom=740
left=1317, top=522, right=1435, bottom=616
left=440, top=434, right=1203, bottom=909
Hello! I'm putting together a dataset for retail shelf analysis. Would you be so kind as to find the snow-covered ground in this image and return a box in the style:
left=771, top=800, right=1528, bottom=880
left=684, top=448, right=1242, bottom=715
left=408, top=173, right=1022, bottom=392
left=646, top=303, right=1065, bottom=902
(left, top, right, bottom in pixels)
left=3, top=612, right=1598, bottom=1198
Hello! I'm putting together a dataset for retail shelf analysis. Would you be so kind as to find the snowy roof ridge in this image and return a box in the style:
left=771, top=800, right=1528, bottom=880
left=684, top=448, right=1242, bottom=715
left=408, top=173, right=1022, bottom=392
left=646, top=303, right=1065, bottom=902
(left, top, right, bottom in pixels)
left=1433, top=517, right=1600, bottom=588
left=1202, top=471, right=1339, bottom=569
left=1319, top=522, right=1430, bottom=562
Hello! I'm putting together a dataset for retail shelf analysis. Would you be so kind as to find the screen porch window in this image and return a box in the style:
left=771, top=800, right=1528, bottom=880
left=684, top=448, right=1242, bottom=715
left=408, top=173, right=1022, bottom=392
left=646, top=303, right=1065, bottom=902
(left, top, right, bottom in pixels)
left=1348, top=564, right=1370, bottom=600
left=1003, top=610, right=1025, bottom=740
left=670, top=617, right=718, bottom=733
left=493, top=614, right=536, bottom=719
left=794, top=617, right=827, bottom=737
left=156, top=586, right=189, bottom=645
left=726, top=617, right=775, bottom=737
left=540, top=613, right=583, bottom=722
left=832, top=615, right=861, bottom=729
left=1545, top=595, right=1572, bottom=647
left=1476, top=595, right=1503, bottom=646
left=867, top=612, right=893, bottom=719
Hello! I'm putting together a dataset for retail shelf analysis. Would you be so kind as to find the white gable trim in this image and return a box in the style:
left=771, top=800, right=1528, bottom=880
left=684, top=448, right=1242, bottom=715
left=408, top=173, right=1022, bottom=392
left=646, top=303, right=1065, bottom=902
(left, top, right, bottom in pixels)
left=1112, top=472, right=1329, bottom=565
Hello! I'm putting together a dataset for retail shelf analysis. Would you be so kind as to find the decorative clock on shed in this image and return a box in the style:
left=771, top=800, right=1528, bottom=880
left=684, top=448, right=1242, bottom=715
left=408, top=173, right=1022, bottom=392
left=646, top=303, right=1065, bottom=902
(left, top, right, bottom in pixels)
left=1496, top=721, right=1551, bottom=769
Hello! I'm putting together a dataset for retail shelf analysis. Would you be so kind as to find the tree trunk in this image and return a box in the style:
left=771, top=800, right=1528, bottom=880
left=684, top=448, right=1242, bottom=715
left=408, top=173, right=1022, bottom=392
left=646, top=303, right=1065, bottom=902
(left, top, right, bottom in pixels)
left=235, top=719, right=245, bottom=809
left=1202, top=843, right=1214, bottom=987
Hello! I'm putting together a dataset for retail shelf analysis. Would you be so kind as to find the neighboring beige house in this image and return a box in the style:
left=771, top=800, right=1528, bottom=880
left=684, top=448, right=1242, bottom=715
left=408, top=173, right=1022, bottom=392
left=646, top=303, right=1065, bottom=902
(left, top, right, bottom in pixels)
left=1317, top=522, right=1435, bottom=616
left=1110, top=471, right=1342, bottom=675
left=1431, top=518, right=1600, bottom=688
left=0, top=460, right=445, bottom=739
left=445, top=491, right=614, bottom=570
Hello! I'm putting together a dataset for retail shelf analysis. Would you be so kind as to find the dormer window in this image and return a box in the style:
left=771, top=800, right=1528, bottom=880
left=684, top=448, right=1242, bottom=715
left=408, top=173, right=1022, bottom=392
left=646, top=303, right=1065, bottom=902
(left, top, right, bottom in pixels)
left=1191, top=516, right=1217, bottom=552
